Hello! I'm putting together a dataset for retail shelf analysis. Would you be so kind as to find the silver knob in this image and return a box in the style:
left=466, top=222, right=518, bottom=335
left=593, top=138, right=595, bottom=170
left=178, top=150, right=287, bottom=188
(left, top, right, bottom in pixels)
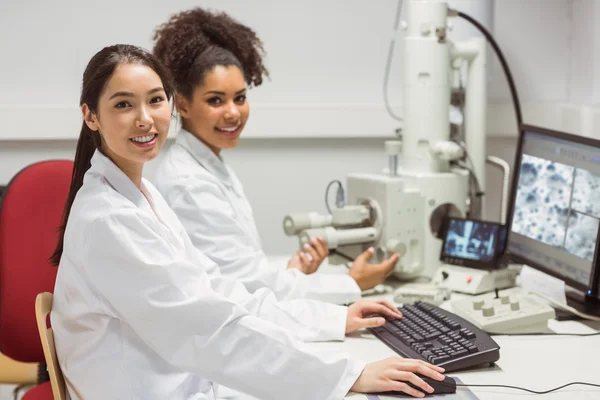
left=510, top=301, right=520, bottom=311
left=473, top=300, right=485, bottom=310
left=482, top=306, right=495, bottom=317
left=386, top=239, right=407, bottom=257
left=500, top=296, right=510, bottom=305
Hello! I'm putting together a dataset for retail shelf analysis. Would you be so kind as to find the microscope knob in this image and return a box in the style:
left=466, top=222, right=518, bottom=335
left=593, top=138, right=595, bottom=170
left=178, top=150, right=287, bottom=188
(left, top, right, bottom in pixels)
left=386, top=239, right=407, bottom=257
left=385, top=140, right=403, bottom=155
left=298, top=232, right=312, bottom=247
left=510, top=301, right=520, bottom=311
left=500, top=296, right=510, bottom=305
left=472, top=300, right=485, bottom=310
left=284, top=219, right=294, bottom=233
left=482, top=306, right=495, bottom=317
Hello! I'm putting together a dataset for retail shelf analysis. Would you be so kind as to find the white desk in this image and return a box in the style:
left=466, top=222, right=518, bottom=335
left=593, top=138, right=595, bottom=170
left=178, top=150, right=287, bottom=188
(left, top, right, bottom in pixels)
left=313, top=306, right=600, bottom=399
left=266, top=257, right=600, bottom=399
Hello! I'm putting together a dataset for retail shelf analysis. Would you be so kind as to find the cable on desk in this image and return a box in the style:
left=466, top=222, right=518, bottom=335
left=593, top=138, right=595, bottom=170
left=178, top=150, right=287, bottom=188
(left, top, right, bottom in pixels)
left=457, top=381, right=600, bottom=395
left=489, top=331, right=600, bottom=337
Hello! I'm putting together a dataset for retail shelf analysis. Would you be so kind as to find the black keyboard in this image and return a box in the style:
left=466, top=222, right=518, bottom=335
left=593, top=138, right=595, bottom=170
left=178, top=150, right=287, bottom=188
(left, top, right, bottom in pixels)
left=369, top=301, right=500, bottom=372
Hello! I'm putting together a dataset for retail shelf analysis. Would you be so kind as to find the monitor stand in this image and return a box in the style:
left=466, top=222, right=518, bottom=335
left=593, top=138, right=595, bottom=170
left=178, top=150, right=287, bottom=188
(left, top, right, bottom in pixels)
left=556, top=288, right=600, bottom=321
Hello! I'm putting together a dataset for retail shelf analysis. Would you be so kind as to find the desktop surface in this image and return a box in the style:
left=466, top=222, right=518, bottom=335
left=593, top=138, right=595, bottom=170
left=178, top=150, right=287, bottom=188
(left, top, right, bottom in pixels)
left=337, top=290, right=600, bottom=399
left=264, top=259, right=600, bottom=399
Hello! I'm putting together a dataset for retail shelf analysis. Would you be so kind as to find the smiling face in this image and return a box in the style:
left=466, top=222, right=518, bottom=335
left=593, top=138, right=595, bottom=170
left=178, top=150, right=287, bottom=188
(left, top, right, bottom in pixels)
left=177, top=65, right=249, bottom=155
left=82, top=63, right=171, bottom=170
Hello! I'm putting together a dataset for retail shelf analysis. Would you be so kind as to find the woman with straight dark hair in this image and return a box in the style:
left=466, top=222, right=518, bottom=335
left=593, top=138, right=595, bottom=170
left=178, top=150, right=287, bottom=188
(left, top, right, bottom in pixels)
left=50, top=44, right=445, bottom=400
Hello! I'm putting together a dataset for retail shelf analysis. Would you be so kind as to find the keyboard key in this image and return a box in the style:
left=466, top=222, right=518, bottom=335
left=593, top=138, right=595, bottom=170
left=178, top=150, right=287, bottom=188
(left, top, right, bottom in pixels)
left=450, top=349, right=469, bottom=358
left=460, top=328, right=476, bottom=339
left=439, top=336, right=451, bottom=345
left=431, top=355, right=451, bottom=364
left=412, top=334, right=425, bottom=342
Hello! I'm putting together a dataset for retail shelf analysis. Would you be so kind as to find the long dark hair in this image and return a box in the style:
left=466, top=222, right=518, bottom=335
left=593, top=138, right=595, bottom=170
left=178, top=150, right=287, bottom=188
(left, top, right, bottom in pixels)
left=50, top=44, right=174, bottom=266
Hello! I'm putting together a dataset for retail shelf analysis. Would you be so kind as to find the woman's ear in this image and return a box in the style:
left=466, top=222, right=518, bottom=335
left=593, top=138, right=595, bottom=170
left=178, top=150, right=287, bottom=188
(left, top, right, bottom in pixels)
left=82, top=104, right=99, bottom=131
left=176, top=94, right=191, bottom=119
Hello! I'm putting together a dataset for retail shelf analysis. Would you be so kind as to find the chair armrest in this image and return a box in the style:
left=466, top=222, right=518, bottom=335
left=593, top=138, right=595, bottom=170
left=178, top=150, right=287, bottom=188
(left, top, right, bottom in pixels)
left=0, top=352, right=38, bottom=384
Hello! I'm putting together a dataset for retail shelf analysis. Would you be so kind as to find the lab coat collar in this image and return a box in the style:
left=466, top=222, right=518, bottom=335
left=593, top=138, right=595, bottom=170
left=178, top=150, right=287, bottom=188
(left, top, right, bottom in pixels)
left=176, top=128, right=233, bottom=186
left=89, top=150, right=155, bottom=215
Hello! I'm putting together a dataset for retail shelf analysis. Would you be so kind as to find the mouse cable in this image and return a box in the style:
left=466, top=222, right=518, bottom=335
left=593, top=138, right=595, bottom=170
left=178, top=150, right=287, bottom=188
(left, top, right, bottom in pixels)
left=456, top=381, right=600, bottom=395
left=488, top=331, right=600, bottom=337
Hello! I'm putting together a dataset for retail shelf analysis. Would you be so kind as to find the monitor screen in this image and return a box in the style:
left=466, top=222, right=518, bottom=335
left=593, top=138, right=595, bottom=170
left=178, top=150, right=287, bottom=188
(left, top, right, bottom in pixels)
left=507, top=125, right=600, bottom=290
left=440, top=218, right=505, bottom=269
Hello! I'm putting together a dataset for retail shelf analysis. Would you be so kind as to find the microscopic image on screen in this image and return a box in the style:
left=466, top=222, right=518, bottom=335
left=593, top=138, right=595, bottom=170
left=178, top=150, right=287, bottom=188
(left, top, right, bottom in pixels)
left=444, top=220, right=497, bottom=261
left=572, top=169, right=600, bottom=218
left=563, top=211, right=599, bottom=261
left=511, top=155, right=574, bottom=248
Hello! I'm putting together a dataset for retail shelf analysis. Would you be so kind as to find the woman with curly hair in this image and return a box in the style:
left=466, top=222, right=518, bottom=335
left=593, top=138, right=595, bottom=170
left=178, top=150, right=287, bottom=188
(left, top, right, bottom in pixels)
left=153, top=7, right=399, bottom=308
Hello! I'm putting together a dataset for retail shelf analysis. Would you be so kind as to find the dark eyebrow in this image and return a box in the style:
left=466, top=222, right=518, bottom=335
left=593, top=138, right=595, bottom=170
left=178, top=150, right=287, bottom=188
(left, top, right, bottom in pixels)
left=204, top=88, right=247, bottom=96
left=108, top=87, right=165, bottom=100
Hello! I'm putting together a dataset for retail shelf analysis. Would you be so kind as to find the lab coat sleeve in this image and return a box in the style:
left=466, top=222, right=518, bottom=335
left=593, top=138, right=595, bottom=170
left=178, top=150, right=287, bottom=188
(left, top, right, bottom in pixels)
left=82, top=210, right=365, bottom=400
left=168, top=178, right=361, bottom=305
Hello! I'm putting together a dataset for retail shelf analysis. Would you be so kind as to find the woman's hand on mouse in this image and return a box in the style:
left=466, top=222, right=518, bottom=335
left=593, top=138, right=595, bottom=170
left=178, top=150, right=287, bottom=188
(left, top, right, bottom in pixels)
left=345, top=299, right=402, bottom=334
left=350, top=358, right=446, bottom=398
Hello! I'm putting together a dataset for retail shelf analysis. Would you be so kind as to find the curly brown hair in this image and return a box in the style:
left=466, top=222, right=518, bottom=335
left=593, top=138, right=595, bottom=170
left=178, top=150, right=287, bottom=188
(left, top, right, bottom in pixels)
left=153, top=8, right=269, bottom=99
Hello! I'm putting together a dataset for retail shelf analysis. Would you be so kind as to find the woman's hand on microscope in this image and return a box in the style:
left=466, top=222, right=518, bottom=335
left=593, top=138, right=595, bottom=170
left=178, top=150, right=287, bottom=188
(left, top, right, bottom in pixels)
left=286, top=237, right=329, bottom=275
left=345, top=299, right=402, bottom=334
left=349, top=247, right=399, bottom=290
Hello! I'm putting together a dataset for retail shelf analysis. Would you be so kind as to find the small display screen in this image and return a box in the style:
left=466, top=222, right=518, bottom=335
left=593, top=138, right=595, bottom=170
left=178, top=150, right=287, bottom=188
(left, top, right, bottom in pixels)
left=440, top=218, right=506, bottom=269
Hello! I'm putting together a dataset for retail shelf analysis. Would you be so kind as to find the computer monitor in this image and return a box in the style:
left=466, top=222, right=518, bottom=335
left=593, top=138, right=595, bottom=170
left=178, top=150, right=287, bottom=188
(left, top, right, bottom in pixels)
left=440, top=217, right=506, bottom=269
left=506, top=124, right=600, bottom=313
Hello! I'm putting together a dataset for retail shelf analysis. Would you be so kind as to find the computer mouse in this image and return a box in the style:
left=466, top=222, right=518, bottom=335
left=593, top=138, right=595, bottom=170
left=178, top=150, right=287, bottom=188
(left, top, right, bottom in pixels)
left=377, top=374, right=457, bottom=397
left=406, top=374, right=457, bottom=396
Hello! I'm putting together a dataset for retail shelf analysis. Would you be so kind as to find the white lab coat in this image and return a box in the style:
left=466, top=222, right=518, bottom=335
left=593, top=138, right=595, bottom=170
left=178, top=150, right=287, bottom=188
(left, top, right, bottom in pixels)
left=155, top=129, right=361, bottom=305
left=51, top=150, right=365, bottom=400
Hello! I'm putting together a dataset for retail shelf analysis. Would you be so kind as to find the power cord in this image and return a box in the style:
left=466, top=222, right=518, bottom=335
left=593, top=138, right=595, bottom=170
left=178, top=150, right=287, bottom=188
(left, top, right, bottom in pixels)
left=451, top=141, right=483, bottom=195
left=489, top=331, right=600, bottom=337
left=448, top=140, right=484, bottom=217
left=454, top=10, right=523, bottom=130
left=383, top=0, right=404, bottom=124
left=457, top=381, right=600, bottom=395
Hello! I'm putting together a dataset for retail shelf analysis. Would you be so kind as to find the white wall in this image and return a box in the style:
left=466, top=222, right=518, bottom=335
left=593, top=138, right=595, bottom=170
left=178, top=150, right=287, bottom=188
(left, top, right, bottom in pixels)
left=0, top=0, right=596, bottom=140
left=1, top=0, right=598, bottom=254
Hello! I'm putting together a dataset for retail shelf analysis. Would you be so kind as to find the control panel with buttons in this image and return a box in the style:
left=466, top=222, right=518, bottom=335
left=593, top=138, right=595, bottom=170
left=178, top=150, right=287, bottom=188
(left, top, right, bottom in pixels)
left=450, top=287, right=556, bottom=334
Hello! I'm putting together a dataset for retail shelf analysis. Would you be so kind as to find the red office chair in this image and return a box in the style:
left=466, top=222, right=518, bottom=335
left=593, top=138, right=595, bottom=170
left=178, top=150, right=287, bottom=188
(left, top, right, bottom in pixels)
left=0, top=160, right=73, bottom=399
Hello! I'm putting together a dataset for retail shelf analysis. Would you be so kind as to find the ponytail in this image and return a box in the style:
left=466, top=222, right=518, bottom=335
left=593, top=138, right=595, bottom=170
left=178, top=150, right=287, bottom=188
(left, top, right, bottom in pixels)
left=48, top=45, right=174, bottom=267
left=50, top=123, right=101, bottom=266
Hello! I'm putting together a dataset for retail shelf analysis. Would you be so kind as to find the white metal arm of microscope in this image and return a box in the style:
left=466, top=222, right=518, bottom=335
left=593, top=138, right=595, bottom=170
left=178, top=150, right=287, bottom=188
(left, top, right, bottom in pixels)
left=282, top=0, right=489, bottom=281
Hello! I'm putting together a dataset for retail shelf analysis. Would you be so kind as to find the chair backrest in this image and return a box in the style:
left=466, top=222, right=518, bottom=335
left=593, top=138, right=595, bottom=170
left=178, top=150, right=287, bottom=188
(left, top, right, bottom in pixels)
left=0, top=160, right=73, bottom=363
left=35, top=292, right=66, bottom=400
